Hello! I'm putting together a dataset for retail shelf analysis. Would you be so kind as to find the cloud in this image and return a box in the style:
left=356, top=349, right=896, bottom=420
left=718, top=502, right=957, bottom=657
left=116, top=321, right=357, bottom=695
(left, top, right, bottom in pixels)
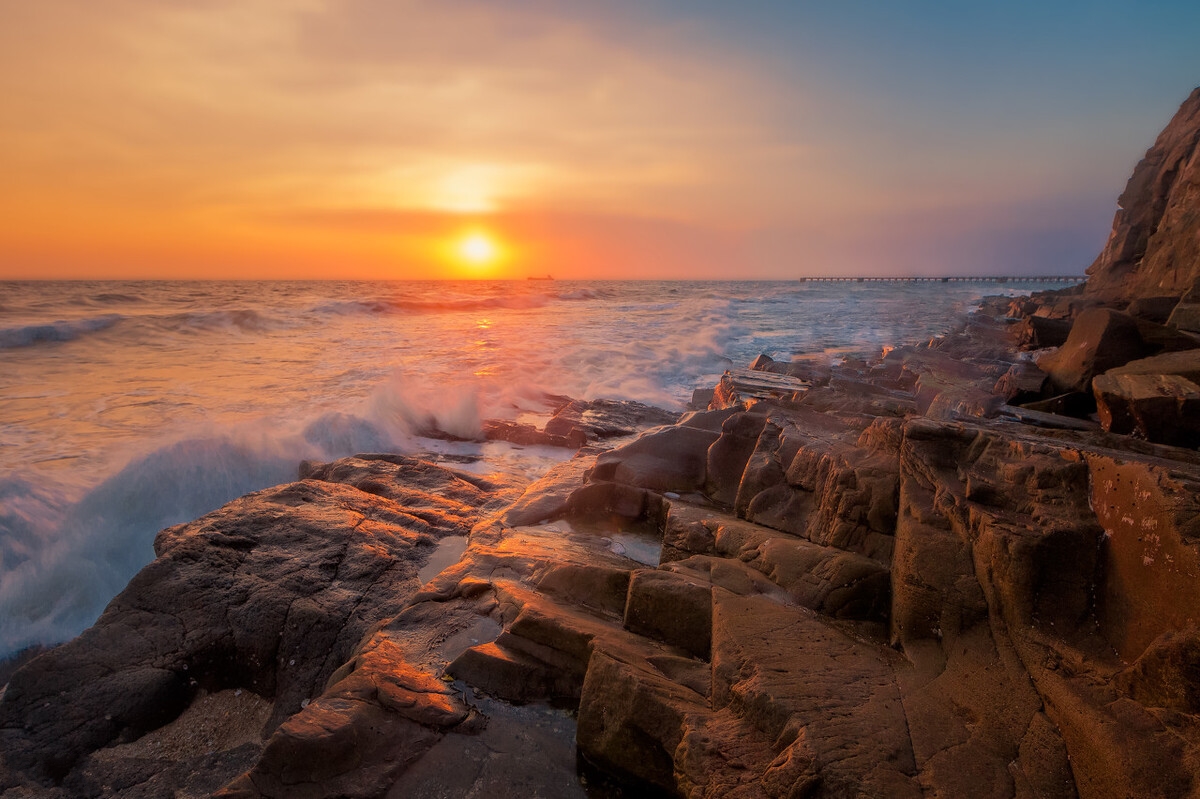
left=0, top=0, right=1182, bottom=278
left=0, top=0, right=803, bottom=221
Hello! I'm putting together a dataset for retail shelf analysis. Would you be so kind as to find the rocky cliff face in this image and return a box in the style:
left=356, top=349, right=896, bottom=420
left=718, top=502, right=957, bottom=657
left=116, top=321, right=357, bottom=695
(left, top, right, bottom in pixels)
left=1086, top=87, right=1200, bottom=301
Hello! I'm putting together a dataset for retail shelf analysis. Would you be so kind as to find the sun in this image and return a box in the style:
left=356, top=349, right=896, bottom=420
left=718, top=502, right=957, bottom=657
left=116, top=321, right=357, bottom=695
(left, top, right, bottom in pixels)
left=457, top=232, right=499, bottom=267
left=437, top=227, right=511, bottom=277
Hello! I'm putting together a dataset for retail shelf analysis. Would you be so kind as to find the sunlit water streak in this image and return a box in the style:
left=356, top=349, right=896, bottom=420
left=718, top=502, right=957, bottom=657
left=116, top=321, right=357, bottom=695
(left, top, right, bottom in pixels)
left=0, top=278, right=1070, bottom=657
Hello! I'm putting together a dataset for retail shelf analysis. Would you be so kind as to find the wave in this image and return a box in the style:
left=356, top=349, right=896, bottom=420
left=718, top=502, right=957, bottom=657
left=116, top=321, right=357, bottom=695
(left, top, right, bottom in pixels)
left=557, top=287, right=610, bottom=301
left=0, top=315, right=123, bottom=349
left=91, top=292, right=146, bottom=305
left=157, top=308, right=279, bottom=334
left=0, top=420, right=388, bottom=659
left=312, top=293, right=554, bottom=317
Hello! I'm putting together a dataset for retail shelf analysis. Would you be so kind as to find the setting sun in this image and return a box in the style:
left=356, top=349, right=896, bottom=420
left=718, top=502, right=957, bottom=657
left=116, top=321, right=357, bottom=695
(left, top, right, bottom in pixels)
left=445, top=229, right=511, bottom=276
left=458, top=232, right=498, bottom=265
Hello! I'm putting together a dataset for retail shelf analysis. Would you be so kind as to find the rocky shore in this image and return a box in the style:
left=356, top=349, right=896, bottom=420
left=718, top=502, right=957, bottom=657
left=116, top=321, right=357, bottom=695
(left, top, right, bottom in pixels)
left=5, top=88, right=1200, bottom=798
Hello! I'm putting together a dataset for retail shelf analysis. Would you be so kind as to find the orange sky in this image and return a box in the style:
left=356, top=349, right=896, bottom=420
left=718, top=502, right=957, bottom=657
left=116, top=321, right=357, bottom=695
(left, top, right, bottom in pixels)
left=2, top=1, right=1198, bottom=279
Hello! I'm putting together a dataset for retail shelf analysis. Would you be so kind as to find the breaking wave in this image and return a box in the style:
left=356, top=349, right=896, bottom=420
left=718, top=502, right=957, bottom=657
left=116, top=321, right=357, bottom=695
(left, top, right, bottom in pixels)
left=0, top=315, right=123, bottom=349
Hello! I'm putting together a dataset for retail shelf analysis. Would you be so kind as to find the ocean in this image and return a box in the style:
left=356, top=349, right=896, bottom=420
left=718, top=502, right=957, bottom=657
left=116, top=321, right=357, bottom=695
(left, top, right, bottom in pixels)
left=0, top=278, right=1074, bottom=657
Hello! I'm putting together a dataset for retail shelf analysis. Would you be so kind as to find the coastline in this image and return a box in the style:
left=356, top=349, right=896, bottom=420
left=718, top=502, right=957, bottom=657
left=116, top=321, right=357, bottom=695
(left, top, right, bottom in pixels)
left=8, top=81, right=1200, bottom=794
left=0, top=278, right=1064, bottom=663
left=4, top=285, right=1200, bottom=797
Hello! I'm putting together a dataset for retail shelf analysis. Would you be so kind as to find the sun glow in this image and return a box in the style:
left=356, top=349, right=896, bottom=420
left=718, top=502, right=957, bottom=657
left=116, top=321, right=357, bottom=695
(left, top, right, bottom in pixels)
left=443, top=229, right=509, bottom=276
left=458, top=232, right=498, bottom=265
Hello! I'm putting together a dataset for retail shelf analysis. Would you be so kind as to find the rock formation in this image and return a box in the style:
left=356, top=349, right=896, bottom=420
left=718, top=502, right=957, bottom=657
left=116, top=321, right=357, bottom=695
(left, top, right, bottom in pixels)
left=5, top=87, right=1200, bottom=798
left=4, top=291, right=1200, bottom=797
left=1086, top=87, right=1200, bottom=304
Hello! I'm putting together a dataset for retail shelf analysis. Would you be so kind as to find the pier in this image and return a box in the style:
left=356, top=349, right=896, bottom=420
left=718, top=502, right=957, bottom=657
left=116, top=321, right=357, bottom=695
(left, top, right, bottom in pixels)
left=797, top=275, right=1085, bottom=283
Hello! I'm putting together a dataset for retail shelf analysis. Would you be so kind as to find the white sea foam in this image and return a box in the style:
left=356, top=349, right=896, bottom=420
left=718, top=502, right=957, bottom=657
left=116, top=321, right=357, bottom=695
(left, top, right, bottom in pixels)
left=0, top=432, right=302, bottom=654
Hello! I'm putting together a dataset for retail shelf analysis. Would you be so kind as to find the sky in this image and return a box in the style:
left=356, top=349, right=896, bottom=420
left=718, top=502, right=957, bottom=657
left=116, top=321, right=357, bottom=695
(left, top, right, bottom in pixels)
left=1, top=1, right=1198, bottom=280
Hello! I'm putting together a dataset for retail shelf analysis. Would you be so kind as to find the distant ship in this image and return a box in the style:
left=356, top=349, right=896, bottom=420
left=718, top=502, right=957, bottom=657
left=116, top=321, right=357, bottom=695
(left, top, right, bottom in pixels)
left=526, top=275, right=554, bottom=280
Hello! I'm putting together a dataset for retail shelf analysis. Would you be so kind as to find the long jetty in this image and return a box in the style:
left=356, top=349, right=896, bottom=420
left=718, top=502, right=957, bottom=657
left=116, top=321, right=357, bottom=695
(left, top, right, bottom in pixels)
left=797, top=275, right=1084, bottom=283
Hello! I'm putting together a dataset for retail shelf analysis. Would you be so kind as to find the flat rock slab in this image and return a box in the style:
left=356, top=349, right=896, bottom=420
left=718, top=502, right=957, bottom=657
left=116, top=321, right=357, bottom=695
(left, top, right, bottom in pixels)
left=713, top=368, right=811, bottom=408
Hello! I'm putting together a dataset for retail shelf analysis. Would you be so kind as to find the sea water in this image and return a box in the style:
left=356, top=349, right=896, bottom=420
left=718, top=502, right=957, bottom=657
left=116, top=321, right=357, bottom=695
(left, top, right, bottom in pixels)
left=0, top=278, right=1073, bottom=657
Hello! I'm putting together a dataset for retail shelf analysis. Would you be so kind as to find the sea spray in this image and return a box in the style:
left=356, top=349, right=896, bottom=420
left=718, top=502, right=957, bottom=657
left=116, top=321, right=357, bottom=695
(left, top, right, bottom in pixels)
left=0, top=429, right=310, bottom=655
left=0, top=379, right=574, bottom=658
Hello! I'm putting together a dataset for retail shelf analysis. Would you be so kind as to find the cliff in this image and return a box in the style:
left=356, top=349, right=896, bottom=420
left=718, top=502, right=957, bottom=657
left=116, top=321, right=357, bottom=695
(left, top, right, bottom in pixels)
left=1086, top=87, right=1200, bottom=301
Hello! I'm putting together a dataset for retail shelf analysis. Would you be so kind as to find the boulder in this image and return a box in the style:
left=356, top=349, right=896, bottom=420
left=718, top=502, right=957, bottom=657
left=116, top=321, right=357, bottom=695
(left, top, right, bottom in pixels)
left=499, top=454, right=594, bottom=526
left=1015, top=315, right=1072, bottom=349
left=660, top=502, right=720, bottom=563
left=732, top=411, right=900, bottom=561
left=749, top=353, right=776, bottom=371
left=587, top=424, right=718, bottom=492
left=576, top=648, right=704, bottom=793
left=993, top=361, right=1046, bottom=404
left=1092, top=372, right=1200, bottom=447
left=228, top=634, right=473, bottom=799
left=749, top=353, right=834, bottom=385
left=1169, top=299, right=1200, bottom=332
left=482, top=419, right=585, bottom=449
left=1133, top=314, right=1200, bottom=352
left=704, top=410, right=769, bottom=505
left=688, top=387, right=715, bottom=410
left=712, top=368, right=810, bottom=409
left=1036, top=308, right=1154, bottom=394
left=1168, top=278, right=1200, bottom=332
left=623, top=569, right=713, bottom=659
